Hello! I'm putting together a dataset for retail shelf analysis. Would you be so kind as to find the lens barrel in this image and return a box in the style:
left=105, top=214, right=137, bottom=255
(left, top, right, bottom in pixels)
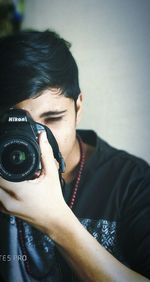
left=0, top=135, right=40, bottom=182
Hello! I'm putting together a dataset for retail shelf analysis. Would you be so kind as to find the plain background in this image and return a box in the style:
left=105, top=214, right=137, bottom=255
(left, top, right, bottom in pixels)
left=22, top=0, right=150, bottom=163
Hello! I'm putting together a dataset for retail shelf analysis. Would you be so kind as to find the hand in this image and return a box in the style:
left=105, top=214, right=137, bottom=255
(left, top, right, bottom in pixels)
left=0, top=132, right=68, bottom=235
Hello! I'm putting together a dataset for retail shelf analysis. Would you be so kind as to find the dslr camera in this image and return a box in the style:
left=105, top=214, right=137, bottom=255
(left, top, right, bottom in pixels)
left=0, top=109, right=65, bottom=182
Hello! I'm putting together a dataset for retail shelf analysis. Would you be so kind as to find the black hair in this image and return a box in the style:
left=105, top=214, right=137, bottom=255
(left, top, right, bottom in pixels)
left=0, top=30, right=81, bottom=110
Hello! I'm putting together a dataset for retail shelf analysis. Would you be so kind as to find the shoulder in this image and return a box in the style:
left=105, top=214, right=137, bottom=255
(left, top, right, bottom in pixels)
left=77, top=129, right=150, bottom=206
left=77, top=128, right=149, bottom=170
left=77, top=129, right=149, bottom=175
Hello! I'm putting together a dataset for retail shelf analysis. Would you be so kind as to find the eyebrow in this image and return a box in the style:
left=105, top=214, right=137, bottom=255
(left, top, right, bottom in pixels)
left=39, top=110, right=67, bottom=118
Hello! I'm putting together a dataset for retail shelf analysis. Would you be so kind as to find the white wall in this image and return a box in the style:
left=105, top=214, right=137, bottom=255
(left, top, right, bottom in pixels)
left=22, top=0, right=150, bottom=163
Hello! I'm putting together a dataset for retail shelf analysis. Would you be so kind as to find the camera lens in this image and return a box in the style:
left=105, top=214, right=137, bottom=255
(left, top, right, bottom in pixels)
left=10, top=150, right=26, bottom=165
left=0, top=136, right=40, bottom=181
left=1, top=143, right=32, bottom=174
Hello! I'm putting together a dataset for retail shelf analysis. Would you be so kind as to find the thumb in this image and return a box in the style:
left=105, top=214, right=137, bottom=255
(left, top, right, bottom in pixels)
left=39, top=131, right=57, bottom=175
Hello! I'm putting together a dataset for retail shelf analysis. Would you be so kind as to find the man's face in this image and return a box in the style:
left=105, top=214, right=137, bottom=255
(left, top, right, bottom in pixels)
left=15, top=89, right=82, bottom=165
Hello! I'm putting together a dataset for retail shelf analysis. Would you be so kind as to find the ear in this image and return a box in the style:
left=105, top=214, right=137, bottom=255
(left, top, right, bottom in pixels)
left=75, top=93, right=83, bottom=126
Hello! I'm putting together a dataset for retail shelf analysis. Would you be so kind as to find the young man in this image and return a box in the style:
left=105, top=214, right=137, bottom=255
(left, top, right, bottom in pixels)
left=0, top=30, right=149, bottom=282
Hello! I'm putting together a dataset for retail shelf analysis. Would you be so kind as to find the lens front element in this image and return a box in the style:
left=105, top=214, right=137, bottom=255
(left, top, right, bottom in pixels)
left=0, top=136, right=40, bottom=182
left=10, top=149, right=26, bottom=165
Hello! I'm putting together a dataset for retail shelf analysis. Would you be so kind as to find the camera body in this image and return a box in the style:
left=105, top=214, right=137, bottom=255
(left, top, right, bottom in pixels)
left=0, top=109, right=65, bottom=182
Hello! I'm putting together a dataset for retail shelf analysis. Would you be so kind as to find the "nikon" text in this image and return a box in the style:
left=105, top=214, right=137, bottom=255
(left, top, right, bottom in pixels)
left=8, top=117, right=27, bottom=122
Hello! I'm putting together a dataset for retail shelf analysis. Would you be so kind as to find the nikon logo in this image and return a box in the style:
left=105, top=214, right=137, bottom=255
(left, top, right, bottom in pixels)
left=8, top=117, right=27, bottom=122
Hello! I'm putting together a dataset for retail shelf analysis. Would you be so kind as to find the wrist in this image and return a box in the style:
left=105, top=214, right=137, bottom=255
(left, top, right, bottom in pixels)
left=46, top=204, right=81, bottom=244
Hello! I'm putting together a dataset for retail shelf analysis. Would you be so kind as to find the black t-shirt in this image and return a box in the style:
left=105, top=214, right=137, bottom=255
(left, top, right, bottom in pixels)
left=0, top=130, right=150, bottom=281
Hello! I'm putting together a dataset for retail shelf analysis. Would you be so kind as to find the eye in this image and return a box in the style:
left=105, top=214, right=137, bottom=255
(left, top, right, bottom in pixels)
left=44, top=116, right=62, bottom=124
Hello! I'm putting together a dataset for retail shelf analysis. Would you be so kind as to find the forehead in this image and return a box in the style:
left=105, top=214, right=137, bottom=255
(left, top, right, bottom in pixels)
left=15, top=89, right=73, bottom=116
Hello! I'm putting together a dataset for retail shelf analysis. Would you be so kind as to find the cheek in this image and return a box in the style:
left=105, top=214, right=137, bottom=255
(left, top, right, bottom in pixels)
left=50, top=121, right=76, bottom=160
left=57, top=127, right=76, bottom=158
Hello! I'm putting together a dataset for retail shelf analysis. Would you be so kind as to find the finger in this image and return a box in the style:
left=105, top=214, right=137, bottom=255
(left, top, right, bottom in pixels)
left=0, top=201, right=6, bottom=212
left=0, top=177, right=25, bottom=194
left=0, top=188, right=18, bottom=213
left=39, top=131, right=58, bottom=175
left=0, top=201, right=10, bottom=214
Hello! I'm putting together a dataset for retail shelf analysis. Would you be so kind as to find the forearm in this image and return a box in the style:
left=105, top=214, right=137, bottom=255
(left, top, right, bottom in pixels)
left=48, top=208, right=149, bottom=282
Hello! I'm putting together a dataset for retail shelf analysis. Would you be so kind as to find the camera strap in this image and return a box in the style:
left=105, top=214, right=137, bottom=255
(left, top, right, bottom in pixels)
left=44, top=126, right=65, bottom=174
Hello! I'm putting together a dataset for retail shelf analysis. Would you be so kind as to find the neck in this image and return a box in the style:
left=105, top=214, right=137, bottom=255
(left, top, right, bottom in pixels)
left=63, top=136, right=95, bottom=183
